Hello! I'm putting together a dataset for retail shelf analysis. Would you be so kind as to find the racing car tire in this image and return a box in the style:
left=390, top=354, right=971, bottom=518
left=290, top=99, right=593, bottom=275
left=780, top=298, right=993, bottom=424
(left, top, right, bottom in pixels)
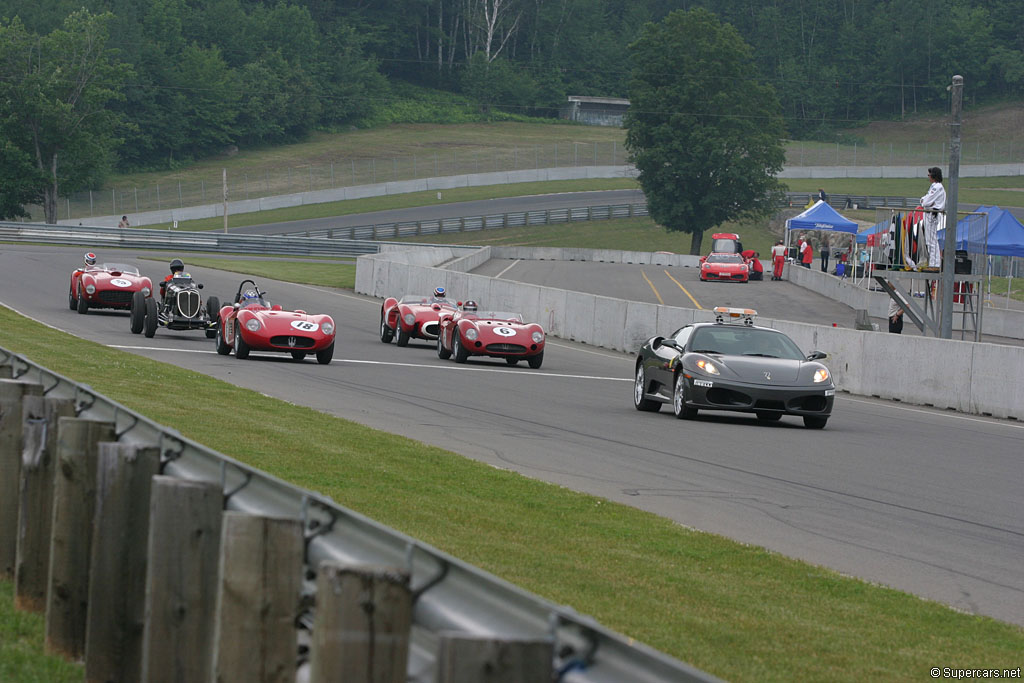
left=379, top=312, right=394, bottom=343
left=204, top=296, right=220, bottom=338
left=291, top=351, right=307, bottom=360
left=633, top=365, right=661, bottom=412
left=527, top=351, right=544, bottom=369
left=130, top=291, right=146, bottom=334
left=505, top=357, right=518, bottom=366
left=233, top=322, right=251, bottom=359
left=437, top=335, right=451, bottom=360
left=68, top=287, right=76, bottom=310
left=803, top=416, right=828, bottom=429
left=143, top=297, right=157, bottom=338
left=396, top=325, right=410, bottom=347
left=672, top=373, right=698, bottom=420
left=755, top=411, right=782, bottom=422
left=76, top=283, right=89, bottom=314
left=215, top=327, right=232, bottom=355
left=315, top=343, right=334, bottom=365
left=452, top=333, right=468, bottom=363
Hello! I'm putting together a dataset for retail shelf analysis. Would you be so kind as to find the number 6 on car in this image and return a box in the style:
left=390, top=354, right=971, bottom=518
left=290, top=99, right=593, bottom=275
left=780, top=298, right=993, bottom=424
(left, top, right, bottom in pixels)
left=214, top=279, right=336, bottom=364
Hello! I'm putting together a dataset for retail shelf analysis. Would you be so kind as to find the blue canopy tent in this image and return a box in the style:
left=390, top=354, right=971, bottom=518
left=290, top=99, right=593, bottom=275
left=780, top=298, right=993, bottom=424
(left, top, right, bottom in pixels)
left=785, top=200, right=858, bottom=236
left=937, top=205, right=1024, bottom=257
left=856, top=220, right=889, bottom=244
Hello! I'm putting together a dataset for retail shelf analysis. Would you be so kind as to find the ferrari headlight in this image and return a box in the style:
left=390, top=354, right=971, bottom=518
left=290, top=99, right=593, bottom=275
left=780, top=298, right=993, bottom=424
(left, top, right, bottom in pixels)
left=321, top=321, right=334, bottom=335
left=813, top=368, right=830, bottom=383
left=85, top=284, right=96, bottom=294
left=702, top=263, right=710, bottom=269
left=464, top=327, right=478, bottom=341
left=531, top=331, right=544, bottom=343
left=141, top=286, right=151, bottom=296
left=740, top=265, right=748, bottom=272
left=696, top=359, right=719, bottom=375
left=403, top=313, right=415, bottom=325
left=245, top=318, right=261, bottom=332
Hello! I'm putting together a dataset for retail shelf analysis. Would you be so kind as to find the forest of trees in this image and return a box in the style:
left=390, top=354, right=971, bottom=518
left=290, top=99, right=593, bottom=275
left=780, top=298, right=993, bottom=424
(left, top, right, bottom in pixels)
left=1, top=0, right=1022, bottom=173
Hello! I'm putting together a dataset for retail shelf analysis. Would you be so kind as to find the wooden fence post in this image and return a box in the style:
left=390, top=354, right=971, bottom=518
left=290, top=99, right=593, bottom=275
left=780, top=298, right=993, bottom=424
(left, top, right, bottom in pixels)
left=14, top=395, right=74, bottom=611
left=84, top=443, right=160, bottom=683
left=211, top=512, right=303, bottom=683
left=0, top=380, right=44, bottom=580
left=45, top=417, right=116, bottom=660
left=140, top=476, right=223, bottom=683
left=435, top=634, right=554, bottom=683
left=308, top=563, right=412, bottom=683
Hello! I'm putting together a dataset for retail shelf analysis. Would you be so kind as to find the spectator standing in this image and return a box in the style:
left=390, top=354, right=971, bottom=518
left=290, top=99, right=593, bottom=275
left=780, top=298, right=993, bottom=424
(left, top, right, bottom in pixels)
left=920, top=167, right=945, bottom=269
left=887, top=296, right=904, bottom=334
left=118, top=215, right=130, bottom=228
left=817, top=188, right=828, bottom=203
left=800, top=236, right=814, bottom=269
left=770, top=240, right=787, bottom=280
left=820, top=235, right=831, bottom=272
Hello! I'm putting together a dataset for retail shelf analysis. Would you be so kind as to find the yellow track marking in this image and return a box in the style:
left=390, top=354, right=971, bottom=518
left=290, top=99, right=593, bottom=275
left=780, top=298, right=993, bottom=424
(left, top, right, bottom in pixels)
left=662, top=269, right=702, bottom=309
left=641, top=270, right=664, bottom=305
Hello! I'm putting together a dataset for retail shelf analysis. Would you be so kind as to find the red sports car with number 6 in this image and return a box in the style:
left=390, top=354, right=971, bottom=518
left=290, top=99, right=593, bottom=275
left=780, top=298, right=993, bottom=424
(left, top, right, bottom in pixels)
left=214, top=280, right=335, bottom=364
left=69, top=252, right=153, bottom=314
left=437, top=303, right=545, bottom=368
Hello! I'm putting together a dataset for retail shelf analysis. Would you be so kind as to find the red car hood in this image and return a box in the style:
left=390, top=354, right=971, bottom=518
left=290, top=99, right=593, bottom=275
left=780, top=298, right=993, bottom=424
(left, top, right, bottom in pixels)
left=247, top=309, right=328, bottom=331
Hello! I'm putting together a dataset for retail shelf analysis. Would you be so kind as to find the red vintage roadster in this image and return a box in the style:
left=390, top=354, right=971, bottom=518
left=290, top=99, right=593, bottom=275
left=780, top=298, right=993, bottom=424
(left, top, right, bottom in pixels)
left=214, top=280, right=335, bottom=364
left=437, top=304, right=545, bottom=368
left=380, top=289, right=459, bottom=346
left=69, top=253, right=153, bottom=314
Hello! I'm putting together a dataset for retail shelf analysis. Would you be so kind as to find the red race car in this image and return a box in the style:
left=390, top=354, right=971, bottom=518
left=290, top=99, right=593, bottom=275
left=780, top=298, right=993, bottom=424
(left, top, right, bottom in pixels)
left=69, top=252, right=153, bottom=314
left=214, top=280, right=335, bottom=364
left=700, top=252, right=750, bottom=282
left=436, top=302, right=545, bottom=368
left=380, top=287, right=459, bottom=346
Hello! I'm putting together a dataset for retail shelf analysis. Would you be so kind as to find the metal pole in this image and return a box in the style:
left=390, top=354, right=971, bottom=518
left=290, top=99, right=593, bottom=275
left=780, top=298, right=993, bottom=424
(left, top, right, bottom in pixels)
left=940, top=75, right=963, bottom=339
left=223, top=168, right=228, bottom=234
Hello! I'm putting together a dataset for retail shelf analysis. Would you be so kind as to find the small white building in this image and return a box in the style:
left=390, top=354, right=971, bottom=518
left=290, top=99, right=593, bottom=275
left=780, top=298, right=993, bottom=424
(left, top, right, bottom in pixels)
left=561, top=96, right=630, bottom=127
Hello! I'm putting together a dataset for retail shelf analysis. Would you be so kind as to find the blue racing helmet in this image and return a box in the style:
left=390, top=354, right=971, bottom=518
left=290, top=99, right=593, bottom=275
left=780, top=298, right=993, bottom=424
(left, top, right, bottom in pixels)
left=84, top=252, right=97, bottom=267
left=433, top=286, right=446, bottom=298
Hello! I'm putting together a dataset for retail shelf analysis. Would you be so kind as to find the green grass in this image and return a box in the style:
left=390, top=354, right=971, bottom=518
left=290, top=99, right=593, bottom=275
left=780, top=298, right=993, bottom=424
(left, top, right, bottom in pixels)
left=174, top=178, right=638, bottom=232
left=981, top=275, right=1024, bottom=304
left=0, top=581, right=82, bottom=682
left=782, top=178, right=1024, bottom=208
left=161, top=257, right=356, bottom=289
left=2, top=306, right=1022, bottom=682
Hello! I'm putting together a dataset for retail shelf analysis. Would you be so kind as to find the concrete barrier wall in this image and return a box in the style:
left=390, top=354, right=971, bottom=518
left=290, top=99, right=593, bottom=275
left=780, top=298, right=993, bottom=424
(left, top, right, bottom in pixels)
left=491, top=246, right=701, bottom=268
left=356, top=246, right=1024, bottom=419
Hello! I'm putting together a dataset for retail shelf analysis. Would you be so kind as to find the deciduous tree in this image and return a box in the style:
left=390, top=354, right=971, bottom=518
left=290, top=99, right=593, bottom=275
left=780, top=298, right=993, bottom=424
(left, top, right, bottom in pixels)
left=625, top=8, right=786, bottom=255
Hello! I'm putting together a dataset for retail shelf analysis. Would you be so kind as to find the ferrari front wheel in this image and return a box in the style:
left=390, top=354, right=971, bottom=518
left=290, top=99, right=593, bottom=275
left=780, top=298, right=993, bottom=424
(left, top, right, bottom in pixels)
left=527, top=351, right=543, bottom=369
left=76, top=283, right=89, bottom=314
left=633, top=365, right=660, bottom=412
left=379, top=312, right=394, bottom=343
left=215, top=326, right=231, bottom=355
left=315, top=342, right=334, bottom=365
left=672, top=373, right=698, bottom=420
left=234, top=322, right=251, bottom=359
left=396, top=325, right=410, bottom=347
left=204, top=296, right=220, bottom=338
left=437, top=334, right=451, bottom=360
left=452, top=333, right=468, bottom=363
left=68, top=287, right=76, bottom=310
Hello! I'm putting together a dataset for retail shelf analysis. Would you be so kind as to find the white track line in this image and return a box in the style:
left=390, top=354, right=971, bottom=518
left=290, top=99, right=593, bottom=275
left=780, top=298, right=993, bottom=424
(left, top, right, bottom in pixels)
left=494, top=260, right=521, bottom=279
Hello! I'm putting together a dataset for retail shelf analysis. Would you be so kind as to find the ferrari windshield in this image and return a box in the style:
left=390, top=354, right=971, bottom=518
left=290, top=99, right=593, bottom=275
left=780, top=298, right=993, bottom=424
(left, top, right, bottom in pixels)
left=706, top=253, right=743, bottom=264
left=689, top=326, right=804, bottom=360
left=400, top=294, right=455, bottom=307
left=240, top=296, right=270, bottom=308
left=477, top=312, right=524, bottom=323
left=89, top=263, right=139, bottom=275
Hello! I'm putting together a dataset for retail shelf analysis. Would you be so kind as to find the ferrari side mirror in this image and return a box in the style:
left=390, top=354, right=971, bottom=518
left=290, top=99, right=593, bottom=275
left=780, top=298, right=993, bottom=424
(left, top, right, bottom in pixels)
left=807, top=350, right=827, bottom=361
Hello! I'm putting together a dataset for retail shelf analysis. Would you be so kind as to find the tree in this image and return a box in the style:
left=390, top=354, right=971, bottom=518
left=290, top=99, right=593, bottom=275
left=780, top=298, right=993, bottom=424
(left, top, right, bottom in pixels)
left=625, top=8, right=786, bottom=255
left=0, top=11, right=128, bottom=223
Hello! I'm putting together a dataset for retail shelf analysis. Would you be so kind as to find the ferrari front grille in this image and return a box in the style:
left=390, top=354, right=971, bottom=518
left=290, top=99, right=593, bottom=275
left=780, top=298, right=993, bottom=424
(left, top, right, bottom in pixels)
left=706, top=387, right=752, bottom=407
left=176, top=290, right=201, bottom=318
left=485, top=343, right=527, bottom=354
left=98, top=291, right=133, bottom=304
left=421, top=322, right=439, bottom=337
left=790, top=395, right=829, bottom=412
left=270, top=335, right=315, bottom=349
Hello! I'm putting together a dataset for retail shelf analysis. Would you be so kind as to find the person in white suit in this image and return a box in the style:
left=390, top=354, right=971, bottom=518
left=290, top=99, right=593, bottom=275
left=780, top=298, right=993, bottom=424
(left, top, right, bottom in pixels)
left=920, top=167, right=946, bottom=268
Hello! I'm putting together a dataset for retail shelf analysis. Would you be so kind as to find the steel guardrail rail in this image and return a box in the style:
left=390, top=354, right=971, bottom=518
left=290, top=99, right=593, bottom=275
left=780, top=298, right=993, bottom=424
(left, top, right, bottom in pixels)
left=0, top=221, right=380, bottom=257
left=0, top=345, right=720, bottom=683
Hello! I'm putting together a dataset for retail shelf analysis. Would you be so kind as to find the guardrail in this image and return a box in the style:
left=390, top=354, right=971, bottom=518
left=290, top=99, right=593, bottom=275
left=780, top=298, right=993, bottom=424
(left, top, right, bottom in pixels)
left=277, top=203, right=650, bottom=240
left=0, top=221, right=380, bottom=257
left=0, top=347, right=718, bottom=682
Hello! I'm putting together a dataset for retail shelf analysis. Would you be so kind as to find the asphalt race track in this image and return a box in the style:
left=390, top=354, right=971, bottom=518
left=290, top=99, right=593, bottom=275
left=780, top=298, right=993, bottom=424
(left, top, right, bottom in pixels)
left=1, top=243, right=1021, bottom=627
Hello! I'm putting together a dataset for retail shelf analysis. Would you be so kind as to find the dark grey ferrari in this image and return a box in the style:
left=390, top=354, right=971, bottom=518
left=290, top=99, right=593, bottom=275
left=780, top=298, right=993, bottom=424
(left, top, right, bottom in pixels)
left=633, top=309, right=835, bottom=428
